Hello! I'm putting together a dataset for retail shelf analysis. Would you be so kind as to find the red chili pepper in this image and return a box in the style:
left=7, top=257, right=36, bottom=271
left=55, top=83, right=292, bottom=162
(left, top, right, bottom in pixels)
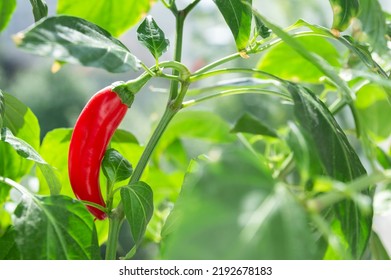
left=68, top=86, right=129, bottom=220
left=68, top=74, right=151, bottom=220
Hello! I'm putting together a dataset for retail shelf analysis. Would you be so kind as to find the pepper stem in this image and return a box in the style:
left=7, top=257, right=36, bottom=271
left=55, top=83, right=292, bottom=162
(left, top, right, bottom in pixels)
left=112, top=72, right=152, bottom=107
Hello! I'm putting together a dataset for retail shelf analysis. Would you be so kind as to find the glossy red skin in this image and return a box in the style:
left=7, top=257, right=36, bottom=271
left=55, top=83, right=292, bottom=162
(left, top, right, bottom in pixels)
left=68, top=86, right=128, bottom=220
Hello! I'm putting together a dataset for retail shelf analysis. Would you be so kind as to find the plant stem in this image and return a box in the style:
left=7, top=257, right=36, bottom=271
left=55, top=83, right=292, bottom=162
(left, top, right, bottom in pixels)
left=193, top=53, right=241, bottom=75
left=112, top=3, right=194, bottom=259
left=190, top=68, right=286, bottom=83
left=114, top=83, right=188, bottom=259
left=307, top=171, right=391, bottom=212
left=237, top=133, right=262, bottom=159
left=169, top=10, right=186, bottom=101
left=183, top=0, right=202, bottom=15
left=129, top=108, right=177, bottom=184
left=105, top=210, right=123, bottom=260
left=182, top=88, right=290, bottom=108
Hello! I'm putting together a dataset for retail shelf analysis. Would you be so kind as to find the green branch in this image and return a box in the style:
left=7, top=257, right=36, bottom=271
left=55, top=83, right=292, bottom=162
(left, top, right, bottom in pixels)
left=190, top=67, right=286, bottom=83
left=183, top=0, right=202, bottom=16
left=183, top=88, right=290, bottom=108
left=307, top=170, right=391, bottom=212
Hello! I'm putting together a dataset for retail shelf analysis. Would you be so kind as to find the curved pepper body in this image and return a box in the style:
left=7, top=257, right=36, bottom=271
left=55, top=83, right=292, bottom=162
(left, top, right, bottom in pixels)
left=68, top=86, right=128, bottom=220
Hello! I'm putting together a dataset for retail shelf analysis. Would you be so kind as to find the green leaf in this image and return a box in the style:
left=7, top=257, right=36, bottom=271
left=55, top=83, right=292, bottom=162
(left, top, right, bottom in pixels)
left=137, top=16, right=169, bottom=60
left=57, top=0, right=154, bottom=38
left=253, top=12, right=352, bottom=99
left=376, top=147, right=391, bottom=170
left=156, top=111, right=235, bottom=158
left=286, top=122, right=324, bottom=184
left=0, top=93, right=40, bottom=182
left=162, top=145, right=321, bottom=259
left=36, top=164, right=62, bottom=195
left=0, top=0, right=16, bottom=32
left=288, top=84, right=371, bottom=259
left=213, top=0, right=252, bottom=51
left=289, top=84, right=367, bottom=180
left=0, top=90, right=4, bottom=128
left=291, top=19, right=387, bottom=77
left=254, top=16, right=271, bottom=39
left=102, top=148, right=133, bottom=185
left=0, top=227, right=20, bottom=260
left=1, top=127, right=46, bottom=164
left=162, top=139, right=189, bottom=170
left=355, top=84, right=391, bottom=140
left=143, top=166, right=183, bottom=243
left=14, top=16, right=140, bottom=73
left=370, top=231, right=390, bottom=260
left=29, top=0, right=48, bottom=22
left=231, top=113, right=278, bottom=138
left=1, top=127, right=61, bottom=195
left=0, top=183, right=11, bottom=204
left=13, top=194, right=100, bottom=260
left=37, top=128, right=73, bottom=196
left=0, top=207, right=12, bottom=238
left=340, top=35, right=381, bottom=73
left=257, top=36, right=342, bottom=83
left=329, top=0, right=360, bottom=31
left=121, top=181, right=153, bottom=247
left=356, top=0, right=388, bottom=53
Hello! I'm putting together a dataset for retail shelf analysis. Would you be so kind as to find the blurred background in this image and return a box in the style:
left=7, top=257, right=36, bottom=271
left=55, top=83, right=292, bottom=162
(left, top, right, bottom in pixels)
left=1, top=0, right=390, bottom=140
left=1, top=0, right=391, bottom=257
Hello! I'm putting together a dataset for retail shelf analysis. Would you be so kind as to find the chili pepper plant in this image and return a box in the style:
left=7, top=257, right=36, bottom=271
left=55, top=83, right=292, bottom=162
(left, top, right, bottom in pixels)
left=1, top=0, right=391, bottom=260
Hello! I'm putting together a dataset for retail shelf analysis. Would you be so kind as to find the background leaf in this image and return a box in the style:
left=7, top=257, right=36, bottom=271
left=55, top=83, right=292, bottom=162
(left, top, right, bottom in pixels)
left=1, top=127, right=46, bottom=164
left=57, top=0, right=154, bottom=37
left=376, top=147, right=391, bottom=170
left=121, top=181, right=153, bottom=247
left=356, top=0, right=388, bottom=54
left=155, top=110, right=235, bottom=159
left=0, top=207, right=12, bottom=239
left=253, top=11, right=352, bottom=99
left=0, top=0, right=16, bottom=32
left=0, top=227, right=20, bottom=259
left=257, top=36, right=342, bottom=83
left=13, top=194, right=100, bottom=259
left=254, top=16, right=271, bottom=39
left=14, top=16, right=140, bottom=73
left=212, top=0, right=252, bottom=51
left=1, top=127, right=61, bottom=195
left=137, top=16, right=169, bottom=60
left=286, top=122, right=324, bottom=184
left=29, top=0, right=48, bottom=22
left=37, top=128, right=72, bottom=196
left=370, top=231, right=390, bottom=260
left=0, top=93, right=40, bottom=183
left=329, top=0, right=360, bottom=31
left=162, top=145, right=321, bottom=259
left=231, top=113, right=278, bottom=138
left=355, top=84, right=391, bottom=140
left=291, top=20, right=387, bottom=77
left=0, top=90, right=4, bottom=128
left=0, top=185, right=11, bottom=205
left=288, top=84, right=372, bottom=259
